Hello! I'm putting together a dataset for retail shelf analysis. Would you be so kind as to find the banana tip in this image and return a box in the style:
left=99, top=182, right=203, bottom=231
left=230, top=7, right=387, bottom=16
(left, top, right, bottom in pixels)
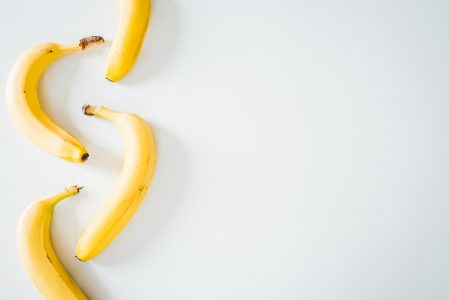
left=81, top=153, right=89, bottom=162
left=75, top=255, right=85, bottom=262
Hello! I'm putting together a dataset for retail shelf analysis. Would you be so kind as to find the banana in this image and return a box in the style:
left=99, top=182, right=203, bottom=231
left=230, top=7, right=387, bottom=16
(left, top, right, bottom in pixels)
left=7, top=36, right=104, bottom=163
left=17, top=185, right=87, bottom=300
left=106, top=0, right=151, bottom=82
left=76, top=105, right=157, bottom=261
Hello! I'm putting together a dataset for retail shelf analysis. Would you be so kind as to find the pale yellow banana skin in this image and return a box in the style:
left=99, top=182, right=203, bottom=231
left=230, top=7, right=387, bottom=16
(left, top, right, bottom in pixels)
left=76, top=105, right=157, bottom=261
left=6, top=37, right=103, bottom=163
left=106, top=0, right=151, bottom=81
left=17, top=186, right=87, bottom=300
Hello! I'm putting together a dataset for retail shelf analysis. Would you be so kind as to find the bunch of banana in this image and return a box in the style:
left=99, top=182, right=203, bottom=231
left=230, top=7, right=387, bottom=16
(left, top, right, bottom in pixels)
left=11, top=0, right=157, bottom=297
left=76, top=105, right=157, bottom=261
left=7, top=36, right=104, bottom=163
left=106, top=0, right=151, bottom=81
left=17, top=186, right=87, bottom=300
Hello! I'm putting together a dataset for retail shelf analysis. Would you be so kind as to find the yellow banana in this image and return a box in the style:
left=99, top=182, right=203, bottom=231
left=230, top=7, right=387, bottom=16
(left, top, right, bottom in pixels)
left=76, top=105, right=157, bottom=261
left=17, top=186, right=87, bottom=300
left=7, top=36, right=104, bottom=163
left=106, top=0, right=151, bottom=81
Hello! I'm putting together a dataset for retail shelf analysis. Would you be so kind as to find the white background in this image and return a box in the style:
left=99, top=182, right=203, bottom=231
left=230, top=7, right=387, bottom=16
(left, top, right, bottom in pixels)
left=1, top=0, right=449, bottom=299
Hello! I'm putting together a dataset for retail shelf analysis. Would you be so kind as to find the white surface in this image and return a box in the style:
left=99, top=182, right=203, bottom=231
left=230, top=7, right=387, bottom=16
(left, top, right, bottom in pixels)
left=1, top=0, right=449, bottom=299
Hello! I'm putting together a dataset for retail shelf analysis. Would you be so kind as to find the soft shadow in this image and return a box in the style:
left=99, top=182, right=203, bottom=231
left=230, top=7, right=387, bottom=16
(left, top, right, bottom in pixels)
left=92, top=124, right=189, bottom=265
left=38, top=44, right=108, bottom=151
left=117, top=0, right=180, bottom=85
left=83, top=136, right=122, bottom=173
left=53, top=190, right=114, bottom=300
left=38, top=53, right=81, bottom=137
left=75, top=262, right=114, bottom=300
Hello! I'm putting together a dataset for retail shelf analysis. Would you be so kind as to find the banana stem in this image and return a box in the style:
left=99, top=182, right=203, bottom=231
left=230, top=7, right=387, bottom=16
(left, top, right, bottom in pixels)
left=45, top=185, right=82, bottom=207
left=82, top=105, right=118, bottom=121
left=79, top=36, right=104, bottom=50
left=59, top=36, right=104, bottom=54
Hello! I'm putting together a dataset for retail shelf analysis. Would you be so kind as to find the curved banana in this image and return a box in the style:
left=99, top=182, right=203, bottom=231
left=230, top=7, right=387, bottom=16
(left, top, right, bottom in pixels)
left=17, top=186, right=87, bottom=300
left=6, top=36, right=104, bottom=163
left=106, top=0, right=151, bottom=82
left=76, top=105, right=157, bottom=261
